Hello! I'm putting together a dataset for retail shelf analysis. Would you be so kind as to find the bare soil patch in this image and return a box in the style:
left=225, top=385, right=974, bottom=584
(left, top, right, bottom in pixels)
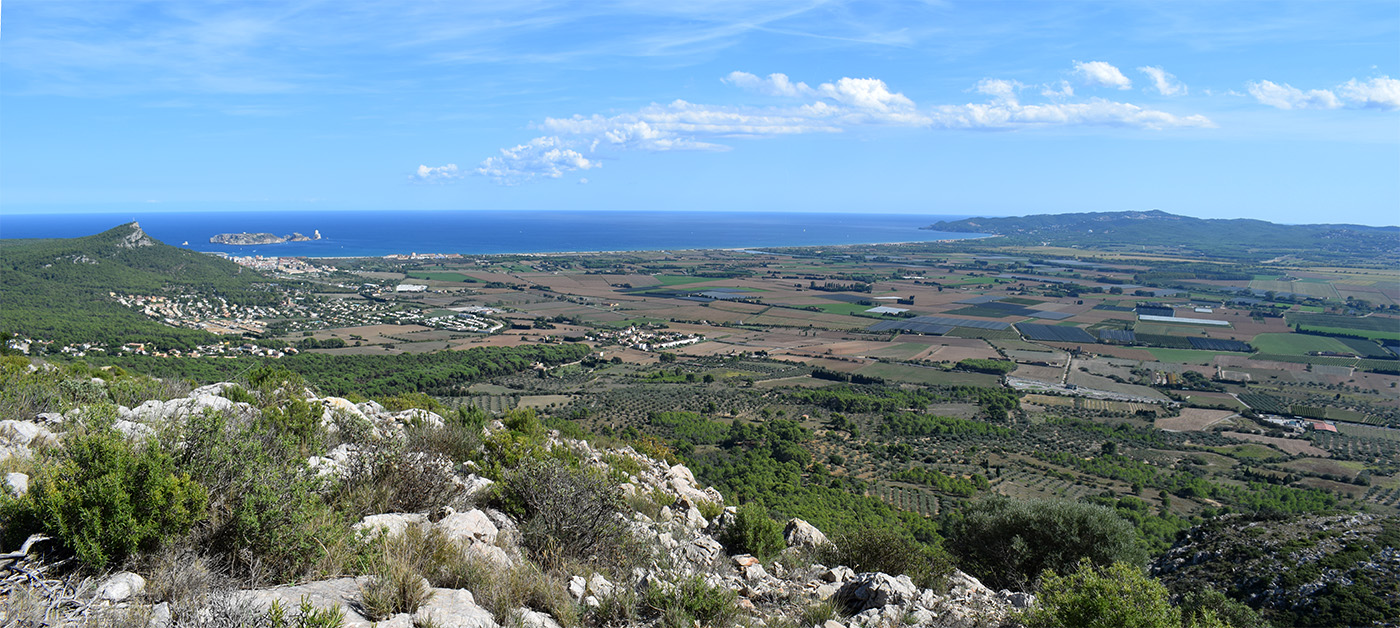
left=1221, top=431, right=1329, bottom=457
left=1156, top=408, right=1236, bottom=432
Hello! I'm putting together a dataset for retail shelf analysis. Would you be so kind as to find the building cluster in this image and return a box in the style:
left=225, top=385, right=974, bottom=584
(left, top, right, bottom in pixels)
left=382, top=252, right=465, bottom=260
left=112, top=292, right=277, bottom=336
left=587, top=326, right=703, bottom=352
left=219, top=254, right=335, bottom=275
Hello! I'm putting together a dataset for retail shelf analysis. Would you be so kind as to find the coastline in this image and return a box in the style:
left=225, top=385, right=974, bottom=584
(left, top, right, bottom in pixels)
left=211, top=234, right=999, bottom=260
left=1, top=209, right=991, bottom=259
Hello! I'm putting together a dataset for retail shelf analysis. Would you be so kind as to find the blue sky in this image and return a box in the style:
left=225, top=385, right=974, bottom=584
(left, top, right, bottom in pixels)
left=2, top=1, right=1397, bottom=225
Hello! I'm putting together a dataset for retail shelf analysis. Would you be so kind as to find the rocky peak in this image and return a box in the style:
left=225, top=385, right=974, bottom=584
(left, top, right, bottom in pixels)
left=116, top=221, right=155, bottom=249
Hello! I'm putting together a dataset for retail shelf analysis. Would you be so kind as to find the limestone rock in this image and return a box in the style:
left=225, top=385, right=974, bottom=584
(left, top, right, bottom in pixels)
left=0, top=420, right=54, bottom=448
left=98, top=572, right=146, bottom=602
left=149, top=601, right=172, bottom=628
left=467, top=542, right=513, bottom=568
left=413, top=588, right=497, bottom=628
left=4, top=472, right=28, bottom=497
left=437, top=509, right=499, bottom=546
left=517, top=608, right=561, bottom=628
left=784, top=518, right=829, bottom=549
left=835, top=573, right=919, bottom=612
left=114, top=419, right=157, bottom=440
left=823, top=566, right=855, bottom=583
left=352, top=513, right=428, bottom=540
left=307, top=443, right=357, bottom=478
left=461, top=474, right=495, bottom=499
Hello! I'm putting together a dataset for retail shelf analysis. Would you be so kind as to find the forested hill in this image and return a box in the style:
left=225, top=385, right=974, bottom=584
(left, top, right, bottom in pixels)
left=0, top=222, right=274, bottom=350
left=926, top=210, right=1400, bottom=264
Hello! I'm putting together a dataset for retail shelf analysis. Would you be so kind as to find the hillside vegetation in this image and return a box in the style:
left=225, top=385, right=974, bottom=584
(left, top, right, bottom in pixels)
left=0, top=223, right=275, bottom=350
left=928, top=210, right=1400, bottom=265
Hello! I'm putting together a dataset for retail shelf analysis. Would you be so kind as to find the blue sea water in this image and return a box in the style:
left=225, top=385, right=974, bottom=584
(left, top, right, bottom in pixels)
left=1, top=210, right=985, bottom=258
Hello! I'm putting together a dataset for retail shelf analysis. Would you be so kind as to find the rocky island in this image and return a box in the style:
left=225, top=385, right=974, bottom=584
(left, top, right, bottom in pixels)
left=210, top=229, right=321, bottom=245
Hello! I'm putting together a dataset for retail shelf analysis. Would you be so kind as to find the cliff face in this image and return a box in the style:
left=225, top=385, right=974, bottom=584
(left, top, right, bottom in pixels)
left=0, top=382, right=1030, bottom=628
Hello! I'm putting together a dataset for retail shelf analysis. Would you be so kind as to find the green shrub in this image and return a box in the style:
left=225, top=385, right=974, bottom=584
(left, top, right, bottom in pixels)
left=502, top=457, right=633, bottom=569
left=0, top=427, right=206, bottom=570
left=380, top=391, right=443, bottom=413
left=696, top=500, right=724, bottom=522
left=267, top=596, right=347, bottom=628
left=1177, top=588, right=1268, bottom=628
left=719, top=503, right=785, bottom=560
left=261, top=396, right=327, bottom=456
left=503, top=407, right=545, bottom=439
left=173, top=408, right=349, bottom=583
left=219, top=384, right=257, bottom=405
left=359, top=551, right=434, bottom=621
left=819, top=527, right=953, bottom=591
left=334, top=445, right=464, bottom=517
left=1019, top=560, right=1183, bottom=628
left=796, top=599, right=843, bottom=627
left=408, top=420, right=482, bottom=465
left=943, top=495, right=1145, bottom=590
left=644, top=575, right=740, bottom=628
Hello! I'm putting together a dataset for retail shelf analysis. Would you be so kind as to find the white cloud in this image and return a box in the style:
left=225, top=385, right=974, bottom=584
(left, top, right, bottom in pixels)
left=815, top=77, right=915, bottom=111
left=1138, top=66, right=1186, bottom=96
left=976, top=79, right=1022, bottom=104
left=723, top=71, right=812, bottom=98
left=476, top=137, right=597, bottom=184
left=467, top=68, right=1213, bottom=185
left=929, top=98, right=1213, bottom=131
left=414, top=163, right=463, bottom=182
left=1073, top=61, right=1132, bottom=90
left=1338, top=76, right=1400, bottom=110
left=1247, top=80, right=1341, bottom=110
left=1041, top=81, right=1074, bottom=99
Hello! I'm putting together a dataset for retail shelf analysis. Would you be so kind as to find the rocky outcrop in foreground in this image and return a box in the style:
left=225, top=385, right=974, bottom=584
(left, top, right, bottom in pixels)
left=0, top=382, right=1032, bottom=628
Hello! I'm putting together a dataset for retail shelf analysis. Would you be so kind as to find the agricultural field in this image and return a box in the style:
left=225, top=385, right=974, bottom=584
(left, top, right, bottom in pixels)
left=38, top=231, right=1400, bottom=589
left=1251, top=333, right=1357, bottom=356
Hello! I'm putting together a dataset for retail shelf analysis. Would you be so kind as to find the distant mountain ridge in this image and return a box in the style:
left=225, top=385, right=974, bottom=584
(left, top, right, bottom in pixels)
left=926, top=210, right=1400, bottom=264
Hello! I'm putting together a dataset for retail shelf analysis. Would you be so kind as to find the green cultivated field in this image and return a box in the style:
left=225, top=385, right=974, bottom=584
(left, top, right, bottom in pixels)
left=1249, top=279, right=1340, bottom=299
left=1250, top=333, right=1354, bottom=356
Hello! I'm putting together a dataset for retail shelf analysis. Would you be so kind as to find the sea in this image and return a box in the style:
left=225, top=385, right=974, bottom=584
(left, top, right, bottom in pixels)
left=0, top=210, right=987, bottom=258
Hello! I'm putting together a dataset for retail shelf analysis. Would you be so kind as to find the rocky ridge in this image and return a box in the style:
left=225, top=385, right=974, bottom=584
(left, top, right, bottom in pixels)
left=0, top=382, right=1032, bottom=628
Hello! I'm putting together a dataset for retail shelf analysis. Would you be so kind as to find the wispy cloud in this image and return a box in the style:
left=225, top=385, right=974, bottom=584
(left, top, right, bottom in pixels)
left=1072, top=61, right=1132, bottom=90
left=1247, top=80, right=1341, bottom=110
left=1138, top=66, right=1187, bottom=96
left=469, top=65, right=1214, bottom=184
left=1247, top=76, right=1399, bottom=111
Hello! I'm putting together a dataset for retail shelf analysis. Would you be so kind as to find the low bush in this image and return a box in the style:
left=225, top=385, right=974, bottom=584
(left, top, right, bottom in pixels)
left=0, top=423, right=206, bottom=570
left=819, top=527, right=953, bottom=591
left=267, top=596, right=347, bottom=628
left=359, top=554, right=433, bottom=621
left=696, top=500, right=724, bottom=522
left=718, top=503, right=785, bottom=560
left=502, top=457, right=633, bottom=570
left=173, top=408, right=350, bottom=584
left=334, top=446, right=465, bottom=517
left=643, top=575, right=740, bottom=628
left=1019, top=560, right=1186, bottom=628
left=943, top=495, right=1145, bottom=590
